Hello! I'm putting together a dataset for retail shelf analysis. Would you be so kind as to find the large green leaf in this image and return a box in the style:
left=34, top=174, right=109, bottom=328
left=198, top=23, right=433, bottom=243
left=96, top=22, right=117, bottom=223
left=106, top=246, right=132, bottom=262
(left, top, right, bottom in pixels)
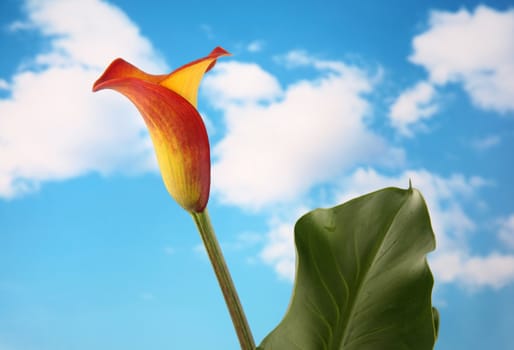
left=258, top=186, right=438, bottom=350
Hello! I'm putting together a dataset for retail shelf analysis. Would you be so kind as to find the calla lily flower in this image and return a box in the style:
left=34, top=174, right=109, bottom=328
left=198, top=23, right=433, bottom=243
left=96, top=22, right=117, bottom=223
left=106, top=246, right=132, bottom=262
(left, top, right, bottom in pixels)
left=93, top=47, right=229, bottom=212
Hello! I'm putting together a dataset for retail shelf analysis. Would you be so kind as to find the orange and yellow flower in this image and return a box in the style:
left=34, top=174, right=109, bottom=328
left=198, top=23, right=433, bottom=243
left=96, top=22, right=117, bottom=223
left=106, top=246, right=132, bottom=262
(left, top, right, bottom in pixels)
left=93, top=47, right=229, bottom=212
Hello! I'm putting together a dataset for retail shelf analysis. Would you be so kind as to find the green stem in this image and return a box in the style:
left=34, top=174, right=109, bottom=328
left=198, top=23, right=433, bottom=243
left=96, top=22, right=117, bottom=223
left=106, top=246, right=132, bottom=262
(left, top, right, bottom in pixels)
left=191, top=209, right=256, bottom=350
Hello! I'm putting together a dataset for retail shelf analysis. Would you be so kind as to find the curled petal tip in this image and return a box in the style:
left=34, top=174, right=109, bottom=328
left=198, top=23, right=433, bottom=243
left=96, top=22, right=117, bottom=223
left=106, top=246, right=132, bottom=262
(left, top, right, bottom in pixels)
left=92, top=58, right=165, bottom=92
left=210, top=46, right=231, bottom=57
left=92, top=58, right=127, bottom=92
left=92, top=77, right=103, bottom=92
left=206, top=47, right=231, bottom=72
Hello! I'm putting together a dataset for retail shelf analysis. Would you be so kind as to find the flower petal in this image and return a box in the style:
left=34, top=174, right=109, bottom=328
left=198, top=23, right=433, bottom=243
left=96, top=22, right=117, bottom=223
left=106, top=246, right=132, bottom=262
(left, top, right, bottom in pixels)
left=92, top=58, right=166, bottom=91
left=159, top=46, right=230, bottom=107
left=94, top=77, right=210, bottom=212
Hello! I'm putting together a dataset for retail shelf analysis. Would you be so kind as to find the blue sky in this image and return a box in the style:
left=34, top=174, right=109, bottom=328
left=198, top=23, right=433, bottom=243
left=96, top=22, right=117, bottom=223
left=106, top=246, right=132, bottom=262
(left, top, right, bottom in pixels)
left=1, top=0, right=514, bottom=349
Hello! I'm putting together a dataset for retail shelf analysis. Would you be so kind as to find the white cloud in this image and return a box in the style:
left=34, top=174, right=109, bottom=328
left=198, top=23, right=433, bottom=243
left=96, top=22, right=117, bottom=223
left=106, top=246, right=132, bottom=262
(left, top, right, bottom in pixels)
left=470, top=134, right=502, bottom=151
left=0, top=79, right=9, bottom=90
left=259, top=206, right=311, bottom=282
left=205, top=53, right=403, bottom=210
left=0, top=0, right=166, bottom=198
left=499, top=214, right=514, bottom=249
left=247, top=40, right=264, bottom=53
left=260, top=167, right=514, bottom=289
left=431, top=252, right=514, bottom=289
left=21, top=0, right=165, bottom=70
left=275, top=50, right=361, bottom=74
left=410, top=5, right=514, bottom=112
left=389, top=81, right=438, bottom=136
left=275, top=50, right=313, bottom=67
left=202, top=61, right=283, bottom=107
left=260, top=220, right=296, bottom=281
left=8, top=20, right=32, bottom=32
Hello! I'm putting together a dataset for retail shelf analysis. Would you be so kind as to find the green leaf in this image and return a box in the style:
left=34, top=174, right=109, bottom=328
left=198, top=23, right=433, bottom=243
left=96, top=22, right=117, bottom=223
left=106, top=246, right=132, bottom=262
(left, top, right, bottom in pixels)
left=258, top=187, right=438, bottom=350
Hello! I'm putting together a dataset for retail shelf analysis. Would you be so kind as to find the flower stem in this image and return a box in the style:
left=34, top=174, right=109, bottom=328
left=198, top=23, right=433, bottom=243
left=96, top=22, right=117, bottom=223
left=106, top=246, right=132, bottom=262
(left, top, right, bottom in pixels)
left=191, top=209, right=256, bottom=350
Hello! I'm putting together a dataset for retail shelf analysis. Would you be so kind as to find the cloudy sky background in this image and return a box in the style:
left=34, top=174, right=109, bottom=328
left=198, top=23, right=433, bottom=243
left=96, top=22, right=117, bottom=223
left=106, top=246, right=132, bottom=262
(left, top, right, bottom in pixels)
left=1, top=0, right=513, bottom=349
